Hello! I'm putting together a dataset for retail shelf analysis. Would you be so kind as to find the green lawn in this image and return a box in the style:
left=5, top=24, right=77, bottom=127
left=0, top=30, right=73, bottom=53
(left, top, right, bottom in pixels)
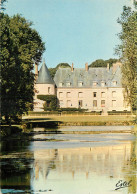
left=23, top=115, right=135, bottom=123
left=50, top=115, right=135, bottom=122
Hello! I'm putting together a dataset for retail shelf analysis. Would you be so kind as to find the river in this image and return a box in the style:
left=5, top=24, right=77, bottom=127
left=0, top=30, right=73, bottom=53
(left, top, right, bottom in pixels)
left=0, top=126, right=137, bottom=194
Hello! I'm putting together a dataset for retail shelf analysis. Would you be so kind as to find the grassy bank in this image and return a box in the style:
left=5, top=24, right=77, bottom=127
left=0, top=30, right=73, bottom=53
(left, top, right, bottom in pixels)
left=23, top=115, right=136, bottom=126
left=1, top=115, right=135, bottom=138
left=1, top=125, right=33, bottom=139
left=1, top=125, right=22, bottom=138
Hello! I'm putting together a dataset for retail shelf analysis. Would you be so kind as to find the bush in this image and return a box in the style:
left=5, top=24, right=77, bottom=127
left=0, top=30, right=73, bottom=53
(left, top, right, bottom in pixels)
left=108, top=111, right=131, bottom=115
left=57, top=108, right=88, bottom=112
left=37, top=95, right=57, bottom=111
left=28, top=111, right=59, bottom=115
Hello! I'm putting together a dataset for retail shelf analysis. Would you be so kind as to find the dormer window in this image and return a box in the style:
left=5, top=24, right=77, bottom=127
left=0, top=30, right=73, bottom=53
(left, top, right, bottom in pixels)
left=66, top=82, right=71, bottom=87
left=101, top=81, right=105, bottom=87
left=93, top=81, right=97, bottom=86
left=113, top=81, right=117, bottom=86
left=78, top=81, right=83, bottom=87
left=59, top=82, right=63, bottom=87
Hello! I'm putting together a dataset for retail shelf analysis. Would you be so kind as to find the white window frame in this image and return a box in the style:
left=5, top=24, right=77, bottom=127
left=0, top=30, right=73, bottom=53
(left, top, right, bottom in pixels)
left=59, top=82, right=63, bottom=87
left=112, top=91, right=116, bottom=98
left=101, top=92, right=105, bottom=98
left=78, top=81, right=83, bottom=87
left=59, top=92, right=63, bottom=98
left=93, top=81, right=97, bottom=86
left=78, top=92, right=83, bottom=98
left=67, top=92, right=71, bottom=98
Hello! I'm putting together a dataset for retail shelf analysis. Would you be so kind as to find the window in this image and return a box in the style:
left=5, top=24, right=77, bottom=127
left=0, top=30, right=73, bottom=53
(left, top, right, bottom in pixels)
left=93, top=81, right=97, bottom=86
left=93, top=100, right=97, bottom=107
left=66, top=82, right=71, bottom=87
left=78, top=81, right=83, bottom=87
left=101, top=82, right=105, bottom=87
left=78, top=100, right=83, bottom=107
left=93, top=92, right=97, bottom=97
left=101, top=100, right=105, bottom=107
left=101, top=92, right=105, bottom=98
left=48, top=87, right=51, bottom=94
left=67, top=92, right=71, bottom=98
left=59, top=82, right=63, bottom=87
left=59, top=92, right=63, bottom=98
left=78, top=92, right=83, bottom=98
left=112, top=91, right=116, bottom=98
left=67, top=100, right=71, bottom=107
left=112, top=100, right=116, bottom=107
left=113, top=81, right=117, bottom=86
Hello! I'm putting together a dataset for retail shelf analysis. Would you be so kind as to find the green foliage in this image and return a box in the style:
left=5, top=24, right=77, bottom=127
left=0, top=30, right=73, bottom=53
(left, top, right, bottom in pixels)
left=37, top=95, right=57, bottom=111
left=28, top=111, right=59, bottom=115
left=49, top=63, right=70, bottom=78
left=57, top=108, right=87, bottom=112
left=56, top=63, right=70, bottom=69
left=48, top=68, right=57, bottom=79
left=0, top=13, right=45, bottom=122
left=108, top=111, right=131, bottom=115
left=0, top=0, right=7, bottom=11
left=133, top=0, right=137, bottom=9
left=116, top=6, right=137, bottom=111
left=89, top=58, right=118, bottom=68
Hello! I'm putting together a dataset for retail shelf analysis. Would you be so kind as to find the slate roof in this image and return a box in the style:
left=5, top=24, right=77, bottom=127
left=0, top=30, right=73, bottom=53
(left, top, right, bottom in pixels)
left=54, top=66, right=122, bottom=88
left=36, top=61, right=55, bottom=84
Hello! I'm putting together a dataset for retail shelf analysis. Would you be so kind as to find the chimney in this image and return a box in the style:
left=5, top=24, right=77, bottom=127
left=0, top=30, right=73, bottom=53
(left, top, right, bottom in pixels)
left=71, top=63, right=74, bottom=72
left=107, top=63, right=109, bottom=72
left=85, top=63, right=88, bottom=71
left=113, top=63, right=117, bottom=74
left=113, top=61, right=122, bottom=74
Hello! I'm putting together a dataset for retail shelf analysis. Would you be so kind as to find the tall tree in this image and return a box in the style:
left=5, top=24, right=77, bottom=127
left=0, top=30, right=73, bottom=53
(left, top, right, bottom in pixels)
left=0, top=13, right=45, bottom=122
left=0, top=0, right=7, bottom=11
left=49, top=63, right=70, bottom=78
left=116, top=6, right=137, bottom=111
left=88, top=58, right=118, bottom=68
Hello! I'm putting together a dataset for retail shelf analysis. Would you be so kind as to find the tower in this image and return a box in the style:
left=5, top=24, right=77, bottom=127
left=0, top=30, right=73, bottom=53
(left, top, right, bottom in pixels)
left=34, top=60, right=55, bottom=111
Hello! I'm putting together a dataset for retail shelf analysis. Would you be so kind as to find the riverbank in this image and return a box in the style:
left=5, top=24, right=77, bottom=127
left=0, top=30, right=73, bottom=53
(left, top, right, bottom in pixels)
left=1, top=115, right=136, bottom=138
left=23, top=115, right=136, bottom=127
left=0, top=125, right=32, bottom=140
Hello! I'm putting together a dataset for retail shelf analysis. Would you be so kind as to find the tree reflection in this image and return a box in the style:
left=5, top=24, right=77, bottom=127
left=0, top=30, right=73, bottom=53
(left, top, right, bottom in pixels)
left=124, top=140, right=137, bottom=194
left=0, top=139, right=33, bottom=191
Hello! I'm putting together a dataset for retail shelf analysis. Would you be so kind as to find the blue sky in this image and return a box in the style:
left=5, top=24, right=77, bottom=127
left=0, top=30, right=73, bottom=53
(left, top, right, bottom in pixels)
left=5, top=0, right=133, bottom=68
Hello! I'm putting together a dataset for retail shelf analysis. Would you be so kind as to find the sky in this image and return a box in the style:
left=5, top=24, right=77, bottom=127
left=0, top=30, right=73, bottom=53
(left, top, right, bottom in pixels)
left=5, top=0, right=133, bottom=68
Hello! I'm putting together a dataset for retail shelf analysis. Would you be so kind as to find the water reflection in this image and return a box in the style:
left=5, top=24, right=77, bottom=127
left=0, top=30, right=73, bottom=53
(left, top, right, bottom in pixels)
left=0, top=139, right=33, bottom=193
left=0, top=126, right=137, bottom=194
left=31, top=142, right=135, bottom=194
left=125, top=140, right=137, bottom=194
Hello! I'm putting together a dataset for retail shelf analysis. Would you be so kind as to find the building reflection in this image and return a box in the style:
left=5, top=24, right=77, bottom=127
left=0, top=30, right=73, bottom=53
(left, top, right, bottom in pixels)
left=32, top=142, right=132, bottom=181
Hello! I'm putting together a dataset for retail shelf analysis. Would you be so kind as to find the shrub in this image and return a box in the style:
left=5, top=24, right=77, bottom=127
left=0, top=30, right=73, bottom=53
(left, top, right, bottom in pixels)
left=57, top=108, right=88, bottom=112
left=108, top=111, right=131, bottom=115
left=37, top=95, right=57, bottom=111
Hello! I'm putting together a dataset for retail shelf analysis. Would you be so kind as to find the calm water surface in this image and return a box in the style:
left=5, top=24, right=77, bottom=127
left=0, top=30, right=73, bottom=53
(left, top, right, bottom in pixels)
left=0, top=126, right=137, bottom=194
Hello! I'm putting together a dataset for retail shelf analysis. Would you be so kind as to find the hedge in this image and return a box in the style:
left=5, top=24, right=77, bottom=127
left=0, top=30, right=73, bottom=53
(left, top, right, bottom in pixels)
left=28, top=111, right=59, bottom=115
left=37, top=95, right=57, bottom=111
left=27, top=111, right=101, bottom=115
left=57, top=108, right=88, bottom=112
left=61, top=111, right=101, bottom=115
left=108, top=111, right=132, bottom=115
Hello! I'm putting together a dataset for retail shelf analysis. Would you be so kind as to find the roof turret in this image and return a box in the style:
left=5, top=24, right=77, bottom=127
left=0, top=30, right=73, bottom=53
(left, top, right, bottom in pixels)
left=36, top=61, right=54, bottom=84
